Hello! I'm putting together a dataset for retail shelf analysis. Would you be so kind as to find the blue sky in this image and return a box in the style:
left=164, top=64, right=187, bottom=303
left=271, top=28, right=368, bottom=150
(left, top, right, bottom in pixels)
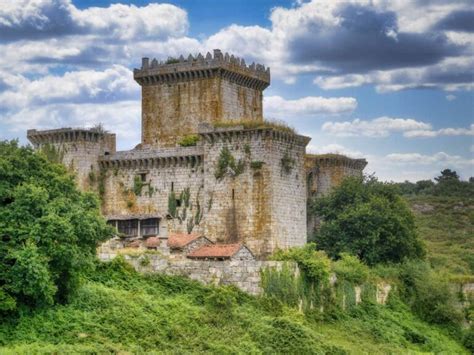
left=0, top=0, right=472, bottom=181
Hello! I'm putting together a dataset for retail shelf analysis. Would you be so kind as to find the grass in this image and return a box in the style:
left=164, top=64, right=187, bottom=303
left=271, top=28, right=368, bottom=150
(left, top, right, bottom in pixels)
left=0, top=257, right=467, bottom=354
left=406, top=195, right=474, bottom=281
left=213, top=119, right=296, bottom=134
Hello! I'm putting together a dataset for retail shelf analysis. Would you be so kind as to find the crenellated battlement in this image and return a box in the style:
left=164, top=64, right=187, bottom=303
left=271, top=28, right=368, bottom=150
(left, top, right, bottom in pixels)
left=134, top=49, right=270, bottom=91
left=27, top=127, right=116, bottom=148
left=305, top=154, right=367, bottom=170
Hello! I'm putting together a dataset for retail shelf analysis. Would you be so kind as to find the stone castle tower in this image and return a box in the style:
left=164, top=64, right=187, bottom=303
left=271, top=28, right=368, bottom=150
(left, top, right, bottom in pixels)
left=135, top=49, right=270, bottom=147
left=27, top=49, right=366, bottom=258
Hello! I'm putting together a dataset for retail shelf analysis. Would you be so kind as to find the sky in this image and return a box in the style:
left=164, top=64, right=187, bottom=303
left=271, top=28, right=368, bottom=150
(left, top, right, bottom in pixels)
left=0, top=0, right=472, bottom=182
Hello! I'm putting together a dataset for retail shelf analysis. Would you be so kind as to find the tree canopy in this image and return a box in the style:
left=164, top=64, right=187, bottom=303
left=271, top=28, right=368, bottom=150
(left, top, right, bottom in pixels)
left=394, top=169, right=474, bottom=197
left=0, top=141, right=112, bottom=312
left=311, top=176, right=425, bottom=265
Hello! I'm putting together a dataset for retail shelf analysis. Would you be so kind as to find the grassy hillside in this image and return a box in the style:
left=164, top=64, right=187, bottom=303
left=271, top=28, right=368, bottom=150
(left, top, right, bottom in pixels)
left=407, top=195, right=474, bottom=280
left=0, top=258, right=467, bottom=354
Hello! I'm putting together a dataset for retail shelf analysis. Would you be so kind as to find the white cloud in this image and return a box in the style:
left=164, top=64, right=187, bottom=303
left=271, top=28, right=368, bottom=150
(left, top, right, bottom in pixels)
left=5, top=100, right=141, bottom=150
left=264, top=95, right=357, bottom=119
left=386, top=151, right=473, bottom=166
left=0, top=65, right=138, bottom=109
left=0, top=0, right=188, bottom=41
left=314, top=56, right=474, bottom=92
left=403, top=124, right=474, bottom=138
left=322, top=117, right=432, bottom=137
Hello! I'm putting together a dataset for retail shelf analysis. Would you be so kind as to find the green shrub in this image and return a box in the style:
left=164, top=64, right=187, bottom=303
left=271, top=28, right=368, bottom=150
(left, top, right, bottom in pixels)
left=0, top=141, right=112, bottom=311
left=214, top=146, right=244, bottom=180
left=250, top=161, right=264, bottom=169
left=312, top=176, right=425, bottom=265
left=333, top=253, right=370, bottom=284
left=178, top=134, right=200, bottom=147
left=398, top=261, right=463, bottom=332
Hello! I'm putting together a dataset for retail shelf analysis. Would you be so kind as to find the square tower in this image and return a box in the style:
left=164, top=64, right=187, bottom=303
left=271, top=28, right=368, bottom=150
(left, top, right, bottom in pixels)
left=134, top=49, right=270, bottom=147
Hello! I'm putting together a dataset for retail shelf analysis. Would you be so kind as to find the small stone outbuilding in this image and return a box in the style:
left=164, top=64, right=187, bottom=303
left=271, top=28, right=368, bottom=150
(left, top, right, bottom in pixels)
left=167, top=233, right=212, bottom=256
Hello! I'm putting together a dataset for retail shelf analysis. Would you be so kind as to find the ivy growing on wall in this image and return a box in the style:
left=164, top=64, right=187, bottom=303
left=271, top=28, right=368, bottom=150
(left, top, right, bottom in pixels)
left=168, top=191, right=178, bottom=218
left=215, top=146, right=245, bottom=180
left=168, top=188, right=205, bottom=234
left=250, top=161, right=264, bottom=170
left=281, top=151, right=295, bottom=174
left=133, top=176, right=144, bottom=196
left=39, top=143, right=65, bottom=164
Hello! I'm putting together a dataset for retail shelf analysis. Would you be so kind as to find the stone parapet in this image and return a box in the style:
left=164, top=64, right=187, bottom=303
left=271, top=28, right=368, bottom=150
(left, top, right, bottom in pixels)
left=27, top=127, right=116, bottom=149
left=134, top=49, right=270, bottom=91
left=199, top=125, right=311, bottom=147
left=305, top=153, right=367, bottom=170
left=99, top=146, right=204, bottom=169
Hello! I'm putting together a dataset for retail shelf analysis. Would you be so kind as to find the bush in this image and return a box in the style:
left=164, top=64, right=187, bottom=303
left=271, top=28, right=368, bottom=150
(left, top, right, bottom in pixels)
left=333, top=253, right=370, bottom=285
left=397, top=261, right=463, bottom=331
left=178, top=134, right=200, bottom=147
left=0, top=141, right=112, bottom=311
left=312, top=176, right=425, bottom=265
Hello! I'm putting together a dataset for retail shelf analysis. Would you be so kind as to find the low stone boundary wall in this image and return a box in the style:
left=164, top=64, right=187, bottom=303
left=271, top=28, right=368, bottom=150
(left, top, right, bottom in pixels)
left=121, top=253, right=293, bottom=295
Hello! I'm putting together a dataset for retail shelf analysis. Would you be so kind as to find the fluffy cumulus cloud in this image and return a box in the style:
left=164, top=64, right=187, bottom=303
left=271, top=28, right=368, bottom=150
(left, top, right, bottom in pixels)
left=322, top=117, right=474, bottom=139
left=321, top=117, right=432, bottom=137
left=206, top=0, right=473, bottom=90
left=403, top=124, right=474, bottom=138
left=0, top=0, right=188, bottom=41
left=386, top=151, right=473, bottom=167
left=264, top=95, right=357, bottom=119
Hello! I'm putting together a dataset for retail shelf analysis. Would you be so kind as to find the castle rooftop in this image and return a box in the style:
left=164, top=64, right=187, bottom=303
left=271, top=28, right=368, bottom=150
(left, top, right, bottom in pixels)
left=134, top=49, right=270, bottom=90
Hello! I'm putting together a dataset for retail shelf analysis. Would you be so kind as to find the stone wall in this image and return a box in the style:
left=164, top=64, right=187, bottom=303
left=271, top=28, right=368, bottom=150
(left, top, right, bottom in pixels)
left=99, top=147, right=205, bottom=236
left=140, top=78, right=263, bottom=147
left=200, top=126, right=310, bottom=257
left=98, top=248, right=391, bottom=303
left=27, top=128, right=116, bottom=191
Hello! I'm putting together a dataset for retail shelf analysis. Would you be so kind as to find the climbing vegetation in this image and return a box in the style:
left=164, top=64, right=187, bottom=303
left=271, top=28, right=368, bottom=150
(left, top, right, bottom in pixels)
left=215, top=146, right=245, bottom=180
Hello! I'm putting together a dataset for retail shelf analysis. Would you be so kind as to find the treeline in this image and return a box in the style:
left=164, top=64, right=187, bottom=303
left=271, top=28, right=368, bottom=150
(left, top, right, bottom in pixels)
left=393, top=169, right=474, bottom=197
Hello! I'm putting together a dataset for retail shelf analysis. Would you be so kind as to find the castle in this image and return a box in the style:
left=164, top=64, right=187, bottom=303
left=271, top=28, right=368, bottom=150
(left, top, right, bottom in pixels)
left=27, top=49, right=367, bottom=258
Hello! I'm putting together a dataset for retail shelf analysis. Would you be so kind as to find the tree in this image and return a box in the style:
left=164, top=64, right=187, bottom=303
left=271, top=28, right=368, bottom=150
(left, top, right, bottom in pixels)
left=311, top=176, right=425, bottom=265
left=0, top=141, right=112, bottom=311
left=434, top=169, right=460, bottom=183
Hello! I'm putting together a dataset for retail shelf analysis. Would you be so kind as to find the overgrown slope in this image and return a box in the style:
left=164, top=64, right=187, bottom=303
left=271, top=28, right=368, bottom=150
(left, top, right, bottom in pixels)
left=407, top=195, right=474, bottom=280
left=0, top=258, right=467, bottom=354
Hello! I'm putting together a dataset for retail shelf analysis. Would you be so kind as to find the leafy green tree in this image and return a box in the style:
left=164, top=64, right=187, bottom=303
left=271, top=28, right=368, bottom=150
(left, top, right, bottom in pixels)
left=311, top=176, right=425, bottom=265
left=0, top=141, right=112, bottom=311
left=435, top=169, right=460, bottom=182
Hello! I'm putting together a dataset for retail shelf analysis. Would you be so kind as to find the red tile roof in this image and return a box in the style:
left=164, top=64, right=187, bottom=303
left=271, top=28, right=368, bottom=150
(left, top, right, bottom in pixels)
left=128, top=240, right=141, bottom=248
left=145, top=236, right=160, bottom=248
left=187, top=243, right=243, bottom=259
left=167, top=233, right=202, bottom=249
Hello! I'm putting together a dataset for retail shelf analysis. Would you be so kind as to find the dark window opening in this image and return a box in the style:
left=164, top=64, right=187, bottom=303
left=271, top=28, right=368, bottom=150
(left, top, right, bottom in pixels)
left=232, top=189, right=235, bottom=200
left=141, top=218, right=159, bottom=236
left=139, top=173, right=147, bottom=182
left=176, top=199, right=182, bottom=207
left=171, top=182, right=174, bottom=191
left=117, top=219, right=138, bottom=237
left=104, top=152, right=110, bottom=156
